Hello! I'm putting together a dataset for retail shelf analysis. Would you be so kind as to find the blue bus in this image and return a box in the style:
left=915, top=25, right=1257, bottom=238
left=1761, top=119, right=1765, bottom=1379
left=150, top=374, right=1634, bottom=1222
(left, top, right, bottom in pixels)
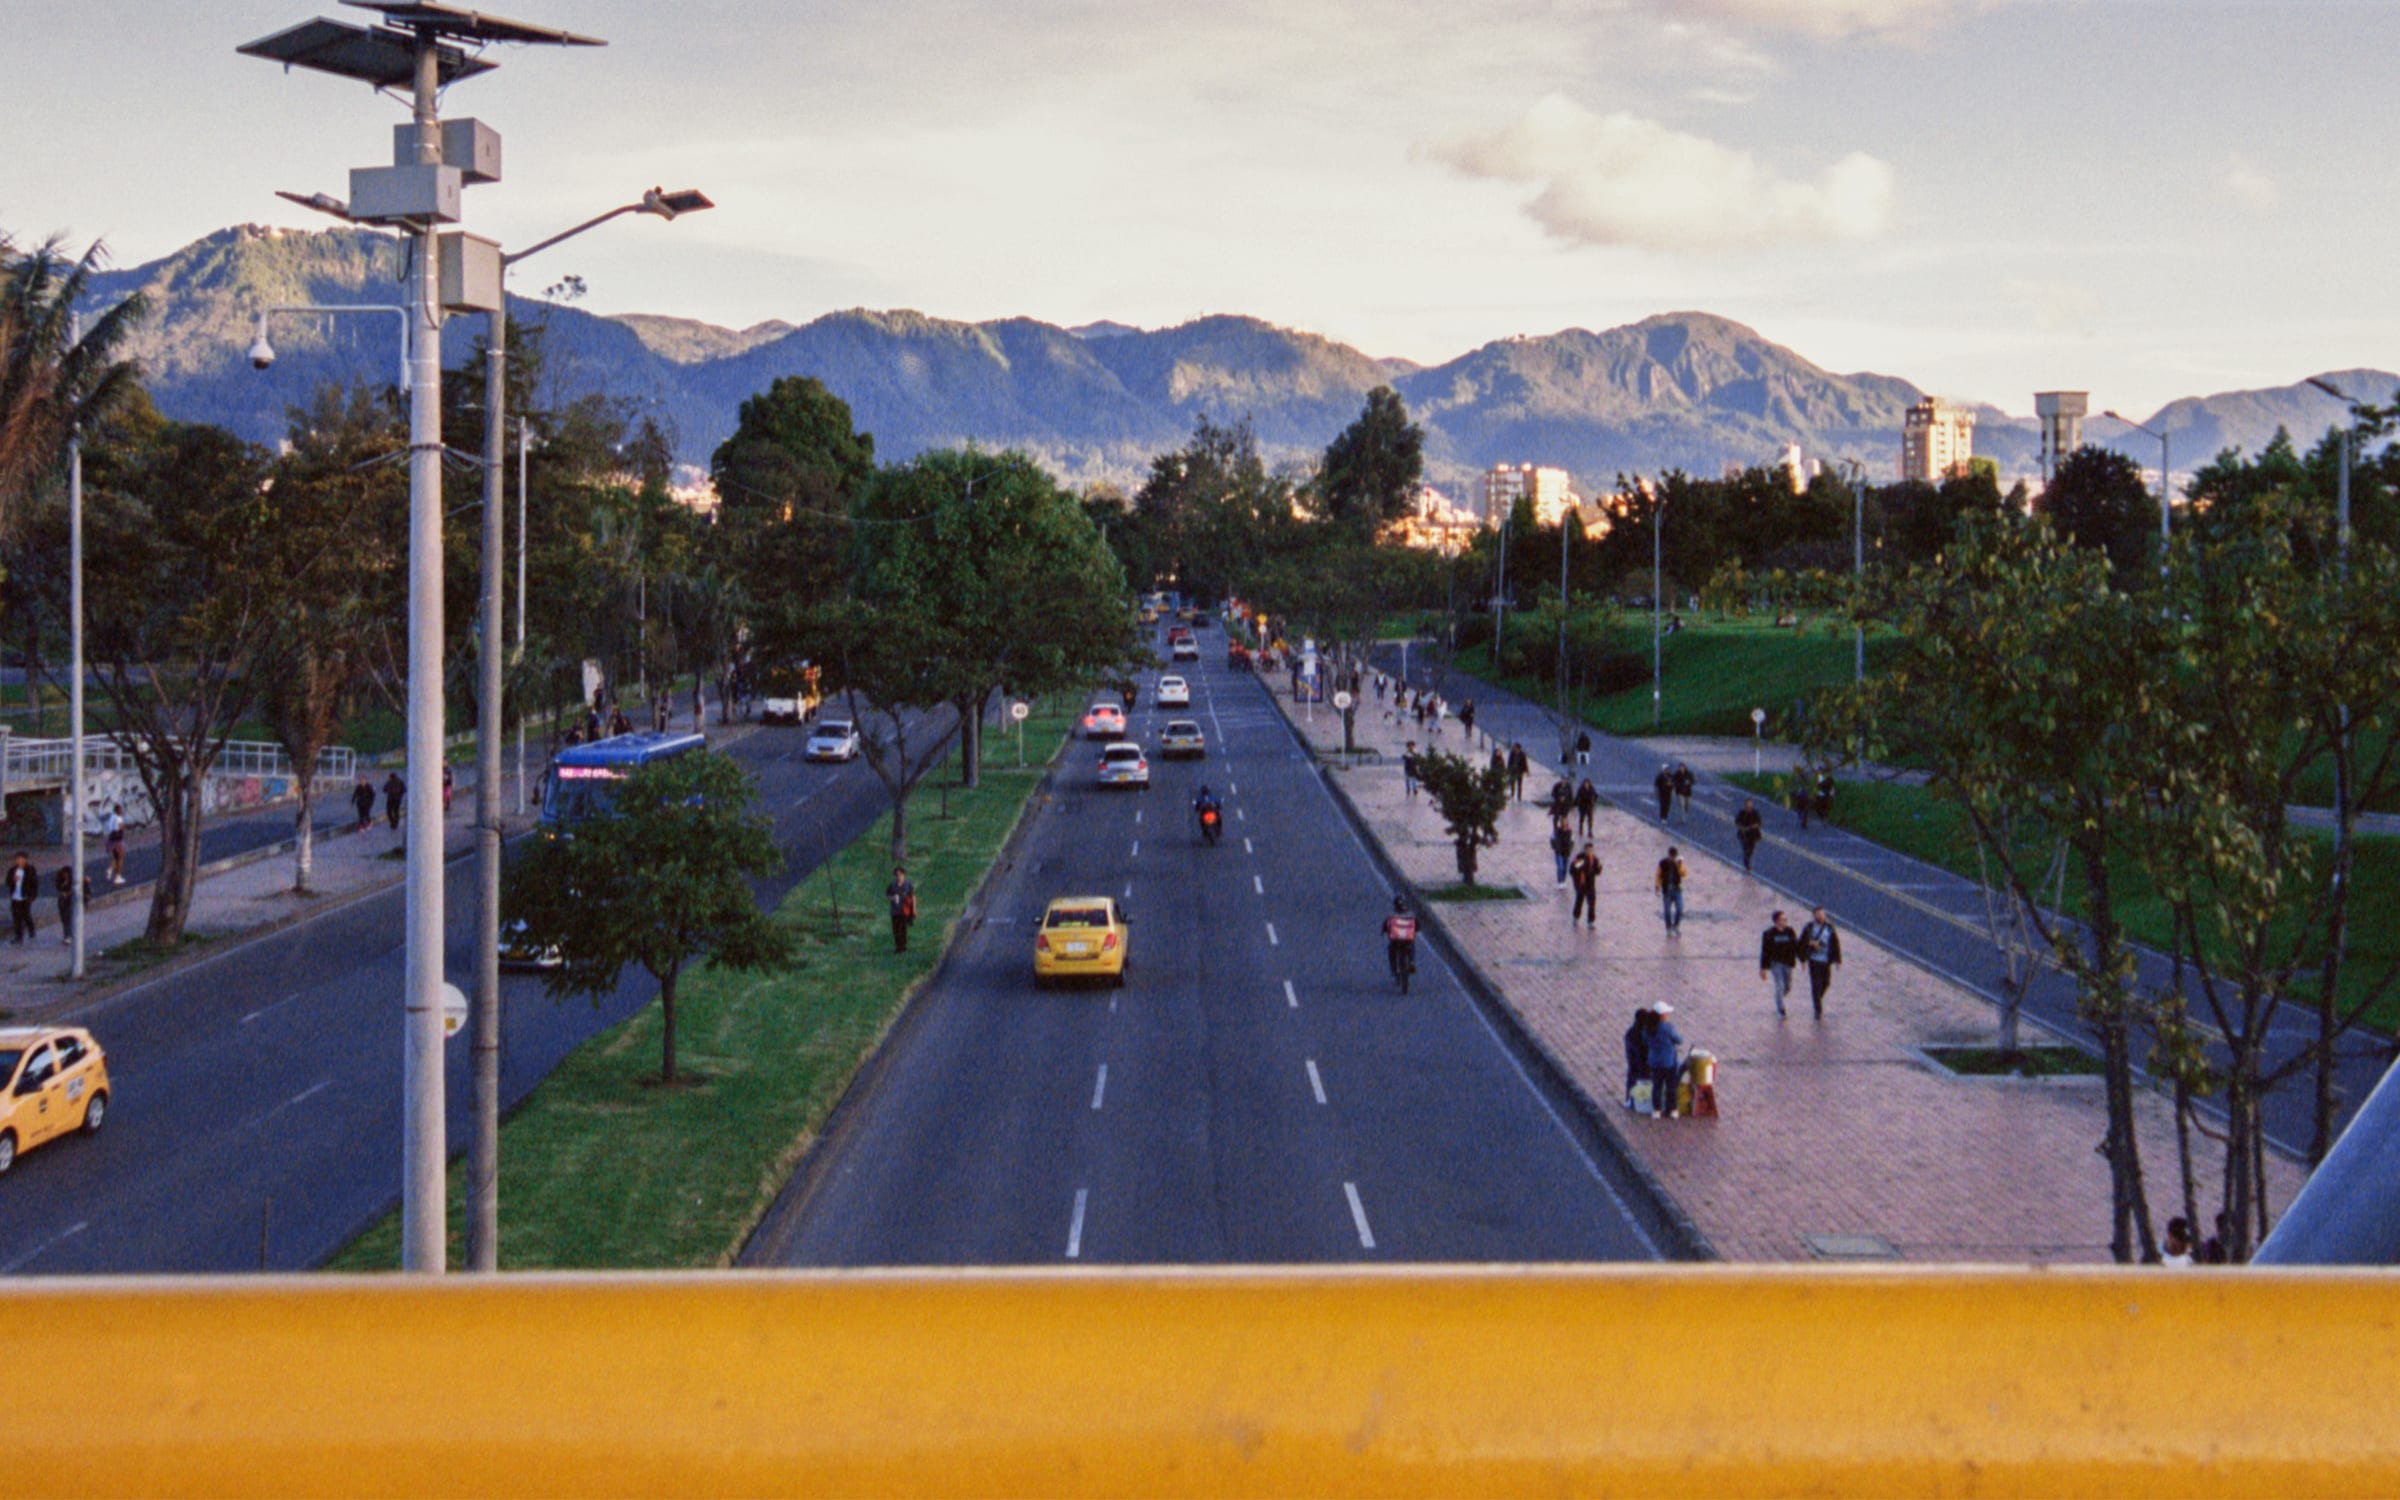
left=541, top=731, right=709, bottom=828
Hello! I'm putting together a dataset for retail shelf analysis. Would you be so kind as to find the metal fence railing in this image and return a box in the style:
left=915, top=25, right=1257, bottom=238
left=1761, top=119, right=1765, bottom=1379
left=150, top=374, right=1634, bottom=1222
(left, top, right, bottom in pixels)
left=3, top=736, right=355, bottom=789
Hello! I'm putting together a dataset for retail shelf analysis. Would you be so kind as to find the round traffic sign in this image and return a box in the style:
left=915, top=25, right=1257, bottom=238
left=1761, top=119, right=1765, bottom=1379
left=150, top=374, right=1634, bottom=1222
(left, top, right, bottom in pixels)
left=1333, top=690, right=1355, bottom=710
left=1751, top=707, right=1767, bottom=725
left=1010, top=700, right=1031, bottom=723
left=441, top=981, right=469, bottom=1039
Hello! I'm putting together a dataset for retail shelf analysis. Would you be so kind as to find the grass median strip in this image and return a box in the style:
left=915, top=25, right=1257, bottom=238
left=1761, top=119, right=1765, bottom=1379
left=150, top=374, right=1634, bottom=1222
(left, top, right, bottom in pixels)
left=329, top=706, right=1070, bottom=1270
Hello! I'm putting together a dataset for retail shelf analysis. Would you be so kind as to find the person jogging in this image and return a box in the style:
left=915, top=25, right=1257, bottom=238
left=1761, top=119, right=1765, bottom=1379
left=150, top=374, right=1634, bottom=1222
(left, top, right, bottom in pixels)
left=1734, top=798, right=1765, bottom=873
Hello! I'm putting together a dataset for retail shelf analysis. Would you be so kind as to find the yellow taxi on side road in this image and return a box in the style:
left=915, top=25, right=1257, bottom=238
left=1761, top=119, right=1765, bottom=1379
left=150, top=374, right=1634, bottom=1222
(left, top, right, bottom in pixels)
left=1034, top=897, right=1129, bottom=988
left=0, top=1026, right=111, bottom=1175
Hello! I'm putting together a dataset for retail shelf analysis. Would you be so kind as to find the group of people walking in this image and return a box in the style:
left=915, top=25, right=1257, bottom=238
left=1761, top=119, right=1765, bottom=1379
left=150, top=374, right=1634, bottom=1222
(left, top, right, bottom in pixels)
left=8, top=850, right=90, bottom=948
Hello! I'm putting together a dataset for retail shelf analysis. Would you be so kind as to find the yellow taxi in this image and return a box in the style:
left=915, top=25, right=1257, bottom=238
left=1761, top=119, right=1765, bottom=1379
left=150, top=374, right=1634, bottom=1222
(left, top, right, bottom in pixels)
left=1034, top=896, right=1129, bottom=988
left=0, top=1025, right=111, bottom=1174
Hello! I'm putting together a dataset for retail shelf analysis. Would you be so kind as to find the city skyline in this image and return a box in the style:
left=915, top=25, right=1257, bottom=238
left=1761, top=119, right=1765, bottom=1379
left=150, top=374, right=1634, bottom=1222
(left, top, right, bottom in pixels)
left=3, top=1, right=2392, bottom=415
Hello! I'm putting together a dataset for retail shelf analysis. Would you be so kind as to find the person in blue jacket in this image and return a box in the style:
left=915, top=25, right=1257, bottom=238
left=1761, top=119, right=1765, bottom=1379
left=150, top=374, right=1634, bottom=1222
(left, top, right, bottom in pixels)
left=1646, top=1002, right=1685, bottom=1118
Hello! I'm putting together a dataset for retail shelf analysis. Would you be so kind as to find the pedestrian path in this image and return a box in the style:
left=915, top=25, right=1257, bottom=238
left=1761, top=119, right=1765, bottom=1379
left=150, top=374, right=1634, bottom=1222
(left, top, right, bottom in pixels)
left=1269, top=672, right=2288, bottom=1262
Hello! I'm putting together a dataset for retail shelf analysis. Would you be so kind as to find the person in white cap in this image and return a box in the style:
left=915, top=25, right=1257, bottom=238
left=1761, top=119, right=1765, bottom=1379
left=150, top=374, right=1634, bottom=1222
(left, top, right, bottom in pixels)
left=1646, top=1002, right=1685, bottom=1118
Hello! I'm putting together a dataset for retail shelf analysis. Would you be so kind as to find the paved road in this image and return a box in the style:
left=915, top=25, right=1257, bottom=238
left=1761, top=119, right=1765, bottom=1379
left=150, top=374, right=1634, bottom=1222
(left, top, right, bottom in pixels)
left=745, top=632, right=1658, bottom=1267
left=0, top=714, right=951, bottom=1274
left=1400, top=659, right=2396, bottom=1159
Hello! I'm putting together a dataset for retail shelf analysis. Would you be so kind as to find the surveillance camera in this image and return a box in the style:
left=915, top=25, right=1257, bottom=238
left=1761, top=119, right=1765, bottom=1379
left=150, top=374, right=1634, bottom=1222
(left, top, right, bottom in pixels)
left=248, top=337, right=277, bottom=372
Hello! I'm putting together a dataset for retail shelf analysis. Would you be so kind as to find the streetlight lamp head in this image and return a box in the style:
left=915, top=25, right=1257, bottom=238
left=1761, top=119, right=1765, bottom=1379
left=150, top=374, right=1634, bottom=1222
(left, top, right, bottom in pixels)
left=248, top=334, right=277, bottom=372
left=640, top=187, right=714, bottom=219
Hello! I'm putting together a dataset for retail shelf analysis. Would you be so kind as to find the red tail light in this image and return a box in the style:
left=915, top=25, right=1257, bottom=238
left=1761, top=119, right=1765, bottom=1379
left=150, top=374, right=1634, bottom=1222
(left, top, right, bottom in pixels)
left=1036, top=934, right=1051, bottom=952
left=1102, top=932, right=1119, bottom=951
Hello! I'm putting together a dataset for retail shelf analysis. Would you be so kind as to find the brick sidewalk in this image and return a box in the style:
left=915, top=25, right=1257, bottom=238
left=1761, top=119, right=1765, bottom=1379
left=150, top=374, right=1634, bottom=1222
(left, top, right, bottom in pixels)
left=1274, top=679, right=2288, bottom=1262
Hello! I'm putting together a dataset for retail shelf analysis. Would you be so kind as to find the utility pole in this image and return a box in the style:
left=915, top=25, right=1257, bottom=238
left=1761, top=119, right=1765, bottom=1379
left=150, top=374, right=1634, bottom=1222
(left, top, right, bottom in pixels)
left=1557, top=503, right=1571, bottom=719
left=516, top=417, right=530, bottom=817
left=1492, top=507, right=1511, bottom=673
left=1847, top=459, right=1866, bottom=683
left=469, top=286, right=506, bottom=1273
left=1651, top=487, right=1665, bottom=727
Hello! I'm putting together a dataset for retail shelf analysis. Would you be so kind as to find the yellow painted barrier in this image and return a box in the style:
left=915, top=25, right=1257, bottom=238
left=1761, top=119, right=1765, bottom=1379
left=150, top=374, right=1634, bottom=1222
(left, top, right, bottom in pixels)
left=4, top=1267, right=2396, bottom=1497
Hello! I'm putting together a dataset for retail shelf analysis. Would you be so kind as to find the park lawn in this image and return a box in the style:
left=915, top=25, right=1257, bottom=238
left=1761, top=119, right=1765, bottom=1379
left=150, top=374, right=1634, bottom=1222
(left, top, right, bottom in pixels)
left=1728, top=772, right=2400, bottom=1035
left=1470, top=615, right=1904, bottom=740
left=329, top=704, right=1072, bottom=1270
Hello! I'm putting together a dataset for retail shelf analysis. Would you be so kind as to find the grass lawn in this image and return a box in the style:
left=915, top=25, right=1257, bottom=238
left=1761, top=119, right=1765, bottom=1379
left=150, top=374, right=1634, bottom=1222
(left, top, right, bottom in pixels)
left=328, top=703, right=1072, bottom=1270
left=1467, top=616, right=1903, bottom=740
left=1728, top=772, right=2400, bottom=1035
left=1421, top=882, right=1528, bottom=902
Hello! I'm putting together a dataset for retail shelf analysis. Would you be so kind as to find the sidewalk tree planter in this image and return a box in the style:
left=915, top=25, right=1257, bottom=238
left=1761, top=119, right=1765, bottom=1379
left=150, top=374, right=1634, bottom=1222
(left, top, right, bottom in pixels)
left=1416, top=749, right=1508, bottom=886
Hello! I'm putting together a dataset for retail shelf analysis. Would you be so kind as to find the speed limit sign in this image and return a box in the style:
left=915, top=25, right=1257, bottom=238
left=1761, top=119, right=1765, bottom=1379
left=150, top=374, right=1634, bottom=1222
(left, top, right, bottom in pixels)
left=1010, top=700, right=1030, bottom=722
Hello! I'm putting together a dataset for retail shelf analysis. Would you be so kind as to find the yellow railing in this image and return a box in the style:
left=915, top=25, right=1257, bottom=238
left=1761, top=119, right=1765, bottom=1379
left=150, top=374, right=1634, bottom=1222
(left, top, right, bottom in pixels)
left=5, top=1267, right=2394, bottom=1496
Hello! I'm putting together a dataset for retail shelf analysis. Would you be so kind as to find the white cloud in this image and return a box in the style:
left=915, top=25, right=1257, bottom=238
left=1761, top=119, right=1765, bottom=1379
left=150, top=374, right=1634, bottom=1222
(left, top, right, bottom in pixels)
left=1668, top=0, right=1964, bottom=39
left=2220, top=153, right=2280, bottom=212
left=1422, top=94, right=1895, bottom=253
left=2001, top=276, right=2102, bottom=336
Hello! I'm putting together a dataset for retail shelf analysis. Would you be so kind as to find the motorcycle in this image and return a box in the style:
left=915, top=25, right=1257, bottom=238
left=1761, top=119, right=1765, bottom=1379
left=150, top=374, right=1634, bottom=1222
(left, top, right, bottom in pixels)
left=1198, top=803, right=1222, bottom=846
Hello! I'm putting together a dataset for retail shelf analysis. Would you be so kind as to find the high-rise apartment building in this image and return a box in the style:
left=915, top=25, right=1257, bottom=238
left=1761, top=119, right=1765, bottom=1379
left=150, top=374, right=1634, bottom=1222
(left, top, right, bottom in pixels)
left=2033, top=391, right=2088, bottom=483
left=1900, top=399, right=1975, bottom=483
left=1480, top=462, right=1580, bottom=527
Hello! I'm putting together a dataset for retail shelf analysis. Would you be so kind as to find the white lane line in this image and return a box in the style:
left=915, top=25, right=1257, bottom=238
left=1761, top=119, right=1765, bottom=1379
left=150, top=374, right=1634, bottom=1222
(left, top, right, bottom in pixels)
left=1130, top=839, right=1140, bottom=857
left=1091, top=1064, right=1109, bottom=1111
left=288, top=1078, right=333, bottom=1108
left=1066, top=1188, right=1089, bottom=1260
left=1236, top=807, right=1247, bottom=822
left=1109, top=997, right=1117, bottom=1014
left=240, top=991, right=303, bottom=1026
left=1253, top=874, right=1264, bottom=896
left=1243, top=837, right=1254, bottom=854
left=1306, top=1058, right=1327, bottom=1105
left=1284, top=979, right=1298, bottom=1008
left=1230, top=781, right=1239, bottom=795
left=1134, top=809, right=1143, bottom=825
left=1343, top=1182, right=1377, bottom=1250
left=1266, top=921, right=1279, bottom=946
left=1123, top=881, right=1133, bottom=899
left=0, top=1219, right=89, bottom=1275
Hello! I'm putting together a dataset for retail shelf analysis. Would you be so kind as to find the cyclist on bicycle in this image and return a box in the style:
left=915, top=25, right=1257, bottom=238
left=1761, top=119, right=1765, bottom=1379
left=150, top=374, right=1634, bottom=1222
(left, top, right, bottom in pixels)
left=1382, top=895, right=1418, bottom=984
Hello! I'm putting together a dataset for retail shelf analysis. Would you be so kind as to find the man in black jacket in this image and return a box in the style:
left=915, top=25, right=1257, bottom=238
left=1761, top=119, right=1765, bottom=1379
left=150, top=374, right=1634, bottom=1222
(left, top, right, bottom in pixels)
left=1758, top=909, right=1801, bottom=1018
left=1733, top=798, right=1765, bottom=872
left=7, top=852, right=38, bottom=943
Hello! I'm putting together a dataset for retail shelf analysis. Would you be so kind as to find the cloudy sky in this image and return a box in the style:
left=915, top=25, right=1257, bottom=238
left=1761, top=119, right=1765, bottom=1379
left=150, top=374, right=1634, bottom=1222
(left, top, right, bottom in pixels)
left=4, top=0, right=2392, bottom=413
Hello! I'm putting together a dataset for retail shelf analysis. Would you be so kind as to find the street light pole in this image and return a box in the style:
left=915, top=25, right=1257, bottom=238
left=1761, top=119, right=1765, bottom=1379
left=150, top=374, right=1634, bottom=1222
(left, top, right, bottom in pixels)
left=1557, top=504, right=1571, bottom=719
left=1846, top=459, right=1866, bottom=683
left=1651, top=487, right=1665, bottom=728
left=67, top=312, right=86, bottom=980
left=516, top=416, right=530, bottom=817
left=469, top=288, right=506, bottom=1273
left=1492, top=508, right=1510, bottom=673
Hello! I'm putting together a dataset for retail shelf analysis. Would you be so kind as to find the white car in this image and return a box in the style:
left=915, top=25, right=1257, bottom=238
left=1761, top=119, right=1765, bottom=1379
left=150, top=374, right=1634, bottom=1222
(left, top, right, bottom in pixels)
left=1155, top=675, right=1192, bottom=708
left=1096, top=742, right=1150, bottom=790
left=806, top=719, right=863, bottom=762
left=760, top=693, right=812, bottom=726
left=1171, top=639, right=1200, bottom=663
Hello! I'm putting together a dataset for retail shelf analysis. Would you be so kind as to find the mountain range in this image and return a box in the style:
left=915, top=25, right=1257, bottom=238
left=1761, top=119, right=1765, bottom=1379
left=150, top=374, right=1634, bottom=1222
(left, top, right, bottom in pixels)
left=79, top=225, right=2390, bottom=501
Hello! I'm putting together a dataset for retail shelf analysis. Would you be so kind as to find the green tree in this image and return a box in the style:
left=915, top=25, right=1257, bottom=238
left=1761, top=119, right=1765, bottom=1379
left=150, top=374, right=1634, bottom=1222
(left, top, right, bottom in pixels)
left=11, top=403, right=281, bottom=943
left=1416, top=749, right=1510, bottom=885
left=505, top=751, right=792, bottom=1083
left=1317, top=384, right=1424, bottom=531
left=0, top=234, right=144, bottom=543
left=708, top=375, right=875, bottom=639
left=2040, top=445, right=2158, bottom=583
left=1812, top=514, right=2169, bottom=1261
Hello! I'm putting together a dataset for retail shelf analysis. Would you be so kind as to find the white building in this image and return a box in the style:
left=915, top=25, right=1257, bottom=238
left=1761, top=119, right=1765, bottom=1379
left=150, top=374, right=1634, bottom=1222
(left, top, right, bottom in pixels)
left=1901, top=399, right=1976, bottom=483
left=1480, top=462, right=1581, bottom=528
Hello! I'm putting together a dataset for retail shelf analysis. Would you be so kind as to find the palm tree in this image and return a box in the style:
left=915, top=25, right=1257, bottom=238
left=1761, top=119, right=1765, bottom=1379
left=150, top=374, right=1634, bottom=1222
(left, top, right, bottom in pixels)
left=0, top=233, right=145, bottom=540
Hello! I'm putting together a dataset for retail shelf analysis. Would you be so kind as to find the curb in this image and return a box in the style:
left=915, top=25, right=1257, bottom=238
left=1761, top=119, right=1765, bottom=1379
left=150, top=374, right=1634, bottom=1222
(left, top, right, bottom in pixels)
left=1257, top=675, right=1715, bottom=1262
left=734, top=721, right=1051, bottom=1267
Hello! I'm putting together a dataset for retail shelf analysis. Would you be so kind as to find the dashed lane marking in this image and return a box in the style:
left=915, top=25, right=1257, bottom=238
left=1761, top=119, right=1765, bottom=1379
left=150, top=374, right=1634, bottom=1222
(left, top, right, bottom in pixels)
left=1306, top=1058, right=1327, bottom=1105
left=1091, top=1064, right=1108, bottom=1111
left=1065, top=1188, right=1089, bottom=1260
left=1343, top=1182, right=1376, bottom=1250
left=1253, top=874, right=1264, bottom=895
left=1266, top=921, right=1279, bottom=946
left=1284, top=979, right=1298, bottom=1009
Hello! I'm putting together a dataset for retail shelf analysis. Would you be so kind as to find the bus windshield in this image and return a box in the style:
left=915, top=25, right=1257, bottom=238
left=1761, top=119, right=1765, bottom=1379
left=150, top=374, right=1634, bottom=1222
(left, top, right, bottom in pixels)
left=540, top=731, right=709, bottom=830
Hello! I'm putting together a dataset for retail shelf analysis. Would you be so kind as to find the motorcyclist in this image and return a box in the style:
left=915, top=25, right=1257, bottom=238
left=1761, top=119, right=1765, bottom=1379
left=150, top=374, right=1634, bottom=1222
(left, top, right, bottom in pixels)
left=1381, top=895, right=1418, bottom=982
left=1193, top=783, right=1223, bottom=842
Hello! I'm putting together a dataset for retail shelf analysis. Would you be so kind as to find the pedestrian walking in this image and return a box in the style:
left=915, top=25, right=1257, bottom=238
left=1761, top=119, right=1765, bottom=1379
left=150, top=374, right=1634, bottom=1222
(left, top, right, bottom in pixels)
left=1575, top=729, right=1592, bottom=766
left=1622, top=1006, right=1656, bottom=1110
left=1549, top=817, right=1574, bottom=885
left=583, top=705, right=604, bottom=743
left=1734, top=798, right=1764, bottom=872
left=1401, top=741, right=1421, bottom=799
left=1758, top=909, right=1801, bottom=1019
left=8, top=852, right=39, bottom=944
left=1816, top=769, right=1837, bottom=825
left=1655, top=846, right=1687, bottom=934
left=1790, top=772, right=1813, bottom=831
left=383, top=771, right=407, bottom=831
left=886, top=865, right=918, bottom=954
left=1672, top=761, right=1695, bottom=816
left=1570, top=843, right=1602, bottom=927
left=1800, top=905, right=1844, bottom=1018
left=609, top=705, right=632, bottom=738
left=1646, top=1002, right=1685, bottom=1118
left=1488, top=747, right=1508, bottom=783
left=1575, top=777, right=1599, bottom=838
left=1459, top=700, right=1476, bottom=739
left=2161, top=1217, right=2197, bottom=1267
left=1653, top=764, right=1674, bottom=821
left=104, top=803, right=127, bottom=883
left=53, top=863, right=87, bottom=948
left=1547, top=775, right=1574, bottom=822
left=351, top=780, right=375, bottom=834
left=440, top=763, right=455, bottom=813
